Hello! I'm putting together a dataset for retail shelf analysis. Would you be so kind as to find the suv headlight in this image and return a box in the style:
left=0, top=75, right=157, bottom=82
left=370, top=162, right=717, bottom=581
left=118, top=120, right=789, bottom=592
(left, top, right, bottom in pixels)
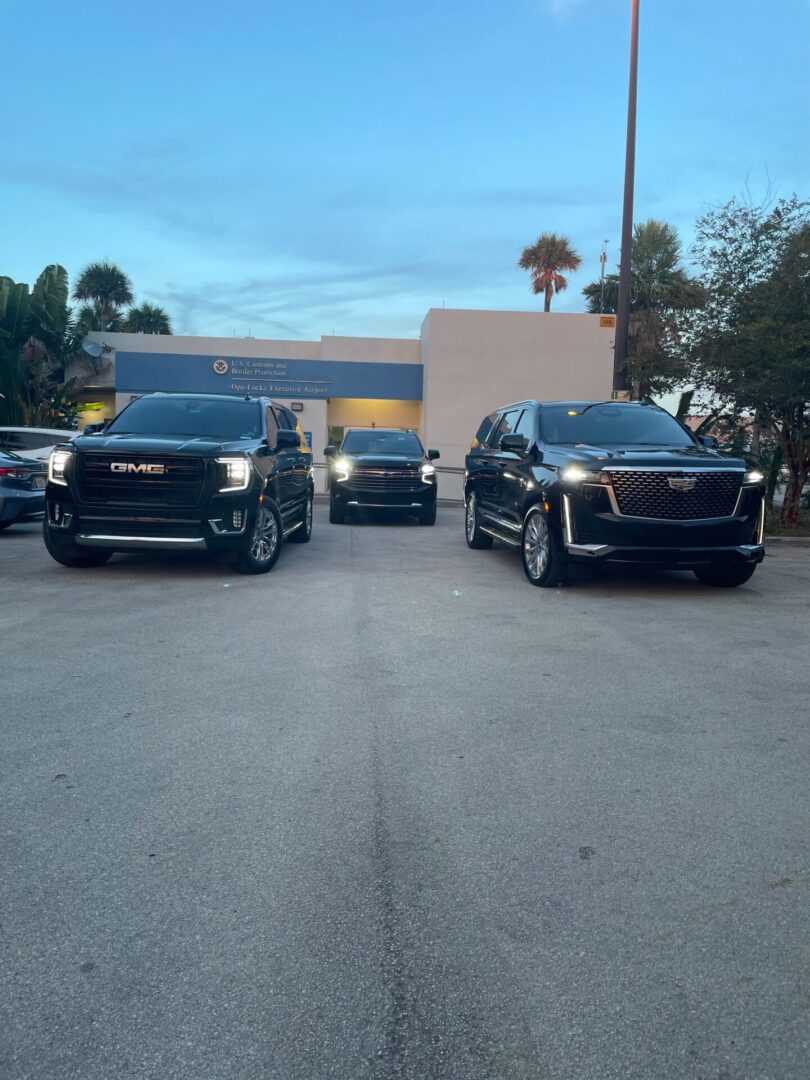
left=216, top=457, right=251, bottom=493
left=421, top=463, right=436, bottom=482
left=743, top=469, right=765, bottom=484
left=334, top=457, right=352, bottom=482
left=49, top=448, right=72, bottom=486
left=560, top=465, right=609, bottom=485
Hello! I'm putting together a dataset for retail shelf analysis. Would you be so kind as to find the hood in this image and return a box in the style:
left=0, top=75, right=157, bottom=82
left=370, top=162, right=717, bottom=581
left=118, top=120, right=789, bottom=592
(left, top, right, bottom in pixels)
left=555, top=444, right=748, bottom=471
left=342, top=453, right=424, bottom=469
left=72, top=432, right=254, bottom=456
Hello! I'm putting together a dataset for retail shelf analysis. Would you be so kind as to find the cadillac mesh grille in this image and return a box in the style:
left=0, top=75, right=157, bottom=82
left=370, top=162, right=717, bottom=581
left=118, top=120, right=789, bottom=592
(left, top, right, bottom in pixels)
left=608, top=470, right=742, bottom=520
left=76, top=453, right=204, bottom=507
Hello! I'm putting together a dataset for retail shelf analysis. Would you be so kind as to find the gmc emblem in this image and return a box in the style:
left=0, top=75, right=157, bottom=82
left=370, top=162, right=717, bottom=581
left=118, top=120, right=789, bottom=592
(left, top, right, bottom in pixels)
left=110, top=462, right=167, bottom=474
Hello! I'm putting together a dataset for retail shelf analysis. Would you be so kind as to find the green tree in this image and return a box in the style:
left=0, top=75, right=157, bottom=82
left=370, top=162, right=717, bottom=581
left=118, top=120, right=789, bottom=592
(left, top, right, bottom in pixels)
left=518, top=233, right=582, bottom=312
left=694, top=218, right=810, bottom=525
left=72, top=260, right=134, bottom=332
left=582, top=220, right=704, bottom=397
left=123, top=302, right=173, bottom=334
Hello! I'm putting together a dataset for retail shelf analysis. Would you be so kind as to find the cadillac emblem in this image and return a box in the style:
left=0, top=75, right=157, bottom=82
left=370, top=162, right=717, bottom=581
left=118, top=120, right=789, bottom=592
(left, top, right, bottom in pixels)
left=668, top=476, right=697, bottom=492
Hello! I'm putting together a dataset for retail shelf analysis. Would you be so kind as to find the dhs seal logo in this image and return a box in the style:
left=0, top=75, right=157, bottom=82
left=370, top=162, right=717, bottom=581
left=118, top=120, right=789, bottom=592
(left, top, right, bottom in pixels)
left=213, top=359, right=229, bottom=375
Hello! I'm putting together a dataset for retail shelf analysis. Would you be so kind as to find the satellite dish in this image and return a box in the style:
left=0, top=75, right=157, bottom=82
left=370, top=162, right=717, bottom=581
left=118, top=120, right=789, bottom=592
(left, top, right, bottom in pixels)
left=82, top=341, right=105, bottom=359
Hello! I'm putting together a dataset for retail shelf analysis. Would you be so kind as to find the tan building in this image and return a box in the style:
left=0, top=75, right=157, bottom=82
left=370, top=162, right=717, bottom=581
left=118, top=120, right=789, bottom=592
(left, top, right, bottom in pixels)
left=74, top=308, right=615, bottom=498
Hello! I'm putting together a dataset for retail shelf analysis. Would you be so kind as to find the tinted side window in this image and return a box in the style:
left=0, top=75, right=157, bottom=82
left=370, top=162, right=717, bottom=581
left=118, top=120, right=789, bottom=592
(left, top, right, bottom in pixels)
left=265, top=408, right=279, bottom=445
left=4, top=432, right=46, bottom=451
left=471, top=413, right=498, bottom=450
left=513, top=409, right=536, bottom=445
left=279, top=408, right=297, bottom=431
left=490, top=409, right=521, bottom=448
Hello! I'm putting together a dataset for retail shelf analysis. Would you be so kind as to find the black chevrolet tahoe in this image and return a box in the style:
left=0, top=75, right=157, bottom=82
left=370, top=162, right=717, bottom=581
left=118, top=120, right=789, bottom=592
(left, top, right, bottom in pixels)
left=44, top=393, right=313, bottom=574
left=324, top=427, right=439, bottom=525
left=464, top=400, right=766, bottom=588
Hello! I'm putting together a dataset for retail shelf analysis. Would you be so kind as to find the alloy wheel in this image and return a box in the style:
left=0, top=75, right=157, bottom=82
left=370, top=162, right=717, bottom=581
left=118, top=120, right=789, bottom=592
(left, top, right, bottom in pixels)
left=466, top=495, right=476, bottom=542
left=250, top=506, right=278, bottom=562
left=524, top=511, right=550, bottom=580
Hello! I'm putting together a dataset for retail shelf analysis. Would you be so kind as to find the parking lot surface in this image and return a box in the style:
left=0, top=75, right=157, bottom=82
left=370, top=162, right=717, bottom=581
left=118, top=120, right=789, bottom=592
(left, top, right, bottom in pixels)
left=2, top=506, right=809, bottom=1080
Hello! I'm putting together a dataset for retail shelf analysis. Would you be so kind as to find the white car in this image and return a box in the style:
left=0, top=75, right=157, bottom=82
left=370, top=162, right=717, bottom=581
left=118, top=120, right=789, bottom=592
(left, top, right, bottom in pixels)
left=0, top=426, right=78, bottom=463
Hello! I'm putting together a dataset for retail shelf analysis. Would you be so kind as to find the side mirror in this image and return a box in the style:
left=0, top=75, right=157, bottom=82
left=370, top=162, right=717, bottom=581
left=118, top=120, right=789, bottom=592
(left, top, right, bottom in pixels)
left=324, top=445, right=337, bottom=458
left=500, top=433, right=527, bottom=454
left=82, top=422, right=107, bottom=435
left=275, top=428, right=301, bottom=450
left=697, top=434, right=720, bottom=449
left=428, top=449, right=440, bottom=461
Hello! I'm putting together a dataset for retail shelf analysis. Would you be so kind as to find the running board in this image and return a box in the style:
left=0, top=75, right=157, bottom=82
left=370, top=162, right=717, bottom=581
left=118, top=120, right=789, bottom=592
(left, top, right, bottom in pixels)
left=480, top=525, right=520, bottom=548
left=282, top=520, right=303, bottom=539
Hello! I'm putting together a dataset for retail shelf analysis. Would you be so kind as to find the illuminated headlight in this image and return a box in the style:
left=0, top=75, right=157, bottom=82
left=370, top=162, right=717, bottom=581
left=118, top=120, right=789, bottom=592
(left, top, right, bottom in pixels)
left=743, top=469, right=765, bottom=484
left=49, top=448, right=72, bottom=486
left=334, top=457, right=353, bottom=482
left=216, top=457, right=251, bottom=492
left=561, top=465, right=608, bottom=485
left=421, top=463, right=436, bottom=482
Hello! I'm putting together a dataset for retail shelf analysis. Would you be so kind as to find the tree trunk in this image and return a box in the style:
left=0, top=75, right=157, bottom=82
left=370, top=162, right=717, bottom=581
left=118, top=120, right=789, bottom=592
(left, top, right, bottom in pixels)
left=544, top=285, right=552, bottom=312
left=781, top=469, right=806, bottom=526
left=750, top=409, right=763, bottom=463
left=765, top=448, right=782, bottom=517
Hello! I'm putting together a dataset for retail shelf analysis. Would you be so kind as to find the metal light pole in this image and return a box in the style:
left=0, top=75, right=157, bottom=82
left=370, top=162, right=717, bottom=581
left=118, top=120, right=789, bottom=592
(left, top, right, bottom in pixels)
left=599, top=240, right=608, bottom=314
left=612, top=0, right=640, bottom=399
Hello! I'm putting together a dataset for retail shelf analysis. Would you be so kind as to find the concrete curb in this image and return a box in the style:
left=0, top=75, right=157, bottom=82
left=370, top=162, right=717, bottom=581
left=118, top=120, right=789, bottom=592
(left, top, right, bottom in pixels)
left=765, top=536, right=810, bottom=548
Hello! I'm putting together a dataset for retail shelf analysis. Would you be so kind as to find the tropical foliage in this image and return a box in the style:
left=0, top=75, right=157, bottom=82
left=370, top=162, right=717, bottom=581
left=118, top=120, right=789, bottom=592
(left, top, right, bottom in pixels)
left=518, top=233, right=582, bottom=311
left=1, top=261, right=174, bottom=427
left=582, top=219, right=704, bottom=397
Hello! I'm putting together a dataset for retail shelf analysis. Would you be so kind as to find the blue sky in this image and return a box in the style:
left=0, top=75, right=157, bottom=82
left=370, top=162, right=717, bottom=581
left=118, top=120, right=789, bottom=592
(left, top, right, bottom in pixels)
left=3, top=0, right=808, bottom=340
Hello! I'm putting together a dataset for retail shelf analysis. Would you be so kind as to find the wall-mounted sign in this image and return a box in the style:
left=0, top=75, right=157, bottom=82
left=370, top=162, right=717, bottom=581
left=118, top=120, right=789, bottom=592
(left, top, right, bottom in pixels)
left=290, top=402, right=304, bottom=412
left=599, top=316, right=616, bottom=328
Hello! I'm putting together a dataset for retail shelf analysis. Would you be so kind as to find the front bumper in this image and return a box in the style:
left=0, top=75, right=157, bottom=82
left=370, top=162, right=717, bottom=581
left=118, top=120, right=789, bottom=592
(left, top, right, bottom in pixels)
left=332, top=483, right=436, bottom=510
left=44, top=488, right=254, bottom=553
left=560, top=486, right=766, bottom=568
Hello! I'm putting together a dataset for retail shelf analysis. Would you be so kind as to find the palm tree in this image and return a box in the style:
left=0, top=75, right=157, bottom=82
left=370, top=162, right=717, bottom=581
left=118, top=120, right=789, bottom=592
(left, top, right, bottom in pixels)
left=123, top=302, right=173, bottom=335
left=518, top=233, right=583, bottom=311
left=582, top=220, right=705, bottom=397
left=72, top=261, right=134, bottom=332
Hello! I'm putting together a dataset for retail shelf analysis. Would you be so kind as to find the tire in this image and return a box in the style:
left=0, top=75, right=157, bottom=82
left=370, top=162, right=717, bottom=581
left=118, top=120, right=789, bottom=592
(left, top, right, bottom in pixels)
left=419, top=501, right=437, bottom=526
left=234, top=500, right=283, bottom=574
left=694, top=564, right=758, bottom=588
left=288, top=490, right=313, bottom=543
left=521, top=505, right=566, bottom=587
left=329, top=496, right=345, bottom=524
left=465, top=492, right=493, bottom=549
left=43, top=523, right=112, bottom=568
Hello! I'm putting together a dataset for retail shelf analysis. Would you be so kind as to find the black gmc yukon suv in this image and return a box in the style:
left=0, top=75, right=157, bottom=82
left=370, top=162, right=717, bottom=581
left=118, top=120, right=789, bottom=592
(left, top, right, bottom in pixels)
left=44, top=393, right=313, bottom=574
left=464, top=400, right=766, bottom=588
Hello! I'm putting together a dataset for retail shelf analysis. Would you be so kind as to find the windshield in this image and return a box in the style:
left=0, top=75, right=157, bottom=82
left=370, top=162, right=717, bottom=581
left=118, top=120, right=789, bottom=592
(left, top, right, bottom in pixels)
left=542, top=405, right=695, bottom=447
left=107, top=397, right=262, bottom=441
left=341, top=430, right=424, bottom=455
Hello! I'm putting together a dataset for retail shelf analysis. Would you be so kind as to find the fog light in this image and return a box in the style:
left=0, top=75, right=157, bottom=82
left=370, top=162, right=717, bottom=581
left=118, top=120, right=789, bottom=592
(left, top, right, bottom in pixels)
left=232, top=509, right=244, bottom=529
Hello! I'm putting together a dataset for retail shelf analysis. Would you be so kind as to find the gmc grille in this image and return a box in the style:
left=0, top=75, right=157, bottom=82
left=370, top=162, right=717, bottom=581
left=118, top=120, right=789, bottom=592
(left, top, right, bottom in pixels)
left=75, top=453, right=204, bottom=508
left=608, top=470, right=742, bottom=520
left=348, top=468, right=424, bottom=492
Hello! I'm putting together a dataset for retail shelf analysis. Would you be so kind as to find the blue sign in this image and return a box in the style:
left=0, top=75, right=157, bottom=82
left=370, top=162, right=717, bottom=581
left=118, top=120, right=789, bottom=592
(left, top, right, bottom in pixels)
left=116, top=352, right=423, bottom=401
left=303, top=431, right=313, bottom=449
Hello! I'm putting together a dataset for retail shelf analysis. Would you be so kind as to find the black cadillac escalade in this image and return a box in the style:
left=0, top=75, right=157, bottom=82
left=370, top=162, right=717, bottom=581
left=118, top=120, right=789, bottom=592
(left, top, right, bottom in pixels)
left=464, top=400, right=766, bottom=588
left=44, top=393, right=313, bottom=574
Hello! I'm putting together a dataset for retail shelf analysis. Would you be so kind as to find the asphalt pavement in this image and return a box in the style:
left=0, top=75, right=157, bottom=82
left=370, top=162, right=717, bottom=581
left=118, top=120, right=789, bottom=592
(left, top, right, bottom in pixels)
left=1, top=507, right=808, bottom=1080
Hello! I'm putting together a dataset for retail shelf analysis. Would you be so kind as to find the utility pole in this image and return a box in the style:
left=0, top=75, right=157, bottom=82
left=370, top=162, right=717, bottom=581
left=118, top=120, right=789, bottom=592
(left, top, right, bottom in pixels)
left=612, top=0, right=640, bottom=399
left=599, top=240, right=608, bottom=314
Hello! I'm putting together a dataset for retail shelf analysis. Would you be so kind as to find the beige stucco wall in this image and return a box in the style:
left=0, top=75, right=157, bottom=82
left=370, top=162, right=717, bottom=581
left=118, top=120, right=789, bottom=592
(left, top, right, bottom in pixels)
left=421, top=309, right=615, bottom=498
left=326, top=398, right=422, bottom=432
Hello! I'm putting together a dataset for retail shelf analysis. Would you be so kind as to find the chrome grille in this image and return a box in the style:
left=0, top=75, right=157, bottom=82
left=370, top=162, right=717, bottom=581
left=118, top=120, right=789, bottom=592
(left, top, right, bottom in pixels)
left=608, top=470, right=742, bottom=520
left=348, top=468, right=423, bottom=492
left=76, top=453, right=204, bottom=507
